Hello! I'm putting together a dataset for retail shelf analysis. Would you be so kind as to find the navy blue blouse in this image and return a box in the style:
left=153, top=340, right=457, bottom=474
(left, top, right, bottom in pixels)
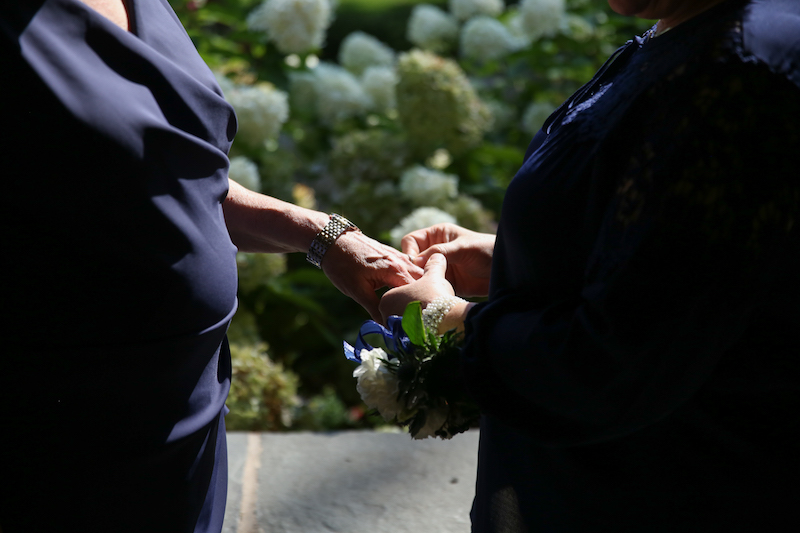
left=462, top=0, right=800, bottom=530
left=1, top=1, right=238, bottom=531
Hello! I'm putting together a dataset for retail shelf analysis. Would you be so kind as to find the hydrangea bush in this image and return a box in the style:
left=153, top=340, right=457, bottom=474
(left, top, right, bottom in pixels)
left=170, top=0, right=651, bottom=430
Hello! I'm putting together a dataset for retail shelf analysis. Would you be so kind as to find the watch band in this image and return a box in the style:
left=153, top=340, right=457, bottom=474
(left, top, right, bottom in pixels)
left=306, top=213, right=358, bottom=268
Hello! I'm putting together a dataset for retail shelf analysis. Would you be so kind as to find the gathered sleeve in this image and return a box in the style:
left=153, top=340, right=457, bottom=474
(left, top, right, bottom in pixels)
left=461, top=58, right=800, bottom=446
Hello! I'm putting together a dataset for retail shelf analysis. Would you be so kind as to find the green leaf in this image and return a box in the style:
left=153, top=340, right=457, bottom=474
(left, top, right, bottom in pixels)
left=402, top=301, right=426, bottom=346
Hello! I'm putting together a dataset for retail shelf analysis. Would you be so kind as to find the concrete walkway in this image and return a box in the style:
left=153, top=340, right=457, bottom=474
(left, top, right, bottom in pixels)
left=223, top=430, right=480, bottom=533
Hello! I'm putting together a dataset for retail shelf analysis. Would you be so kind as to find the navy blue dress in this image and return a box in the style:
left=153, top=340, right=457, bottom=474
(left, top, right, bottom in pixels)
left=462, top=0, right=800, bottom=530
left=1, top=1, right=238, bottom=531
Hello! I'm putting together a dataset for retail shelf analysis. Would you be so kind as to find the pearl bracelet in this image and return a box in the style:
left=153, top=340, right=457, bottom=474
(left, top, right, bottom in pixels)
left=422, top=295, right=466, bottom=334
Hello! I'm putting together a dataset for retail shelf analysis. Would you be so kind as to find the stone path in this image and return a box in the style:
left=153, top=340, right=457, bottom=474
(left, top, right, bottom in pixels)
left=223, top=430, right=480, bottom=533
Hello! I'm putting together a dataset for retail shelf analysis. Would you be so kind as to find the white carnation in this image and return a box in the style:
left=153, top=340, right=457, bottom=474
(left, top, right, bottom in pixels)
left=390, top=207, right=457, bottom=247
left=518, top=0, right=566, bottom=40
left=228, top=156, right=261, bottom=192
left=246, top=0, right=333, bottom=54
left=522, top=101, right=557, bottom=134
left=311, top=62, right=370, bottom=125
left=227, top=84, right=289, bottom=147
left=399, top=165, right=458, bottom=206
left=448, top=0, right=504, bottom=21
left=353, top=348, right=402, bottom=422
left=459, top=16, right=520, bottom=62
left=412, top=406, right=449, bottom=439
left=361, top=66, right=398, bottom=112
left=339, top=31, right=395, bottom=75
left=407, top=4, right=459, bottom=53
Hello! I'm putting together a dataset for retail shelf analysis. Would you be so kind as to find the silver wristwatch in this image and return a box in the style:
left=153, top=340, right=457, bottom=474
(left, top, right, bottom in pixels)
left=306, top=213, right=359, bottom=268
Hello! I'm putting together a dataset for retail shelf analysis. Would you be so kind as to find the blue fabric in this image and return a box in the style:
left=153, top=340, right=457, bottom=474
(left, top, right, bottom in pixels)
left=461, top=0, right=800, bottom=530
left=0, top=1, right=238, bottom=531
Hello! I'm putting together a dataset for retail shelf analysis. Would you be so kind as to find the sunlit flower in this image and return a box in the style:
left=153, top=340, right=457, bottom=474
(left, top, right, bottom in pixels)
left=227, top=83, right=289, bottom=147
left=361, top=66, right=398, bottom=111
left=311, top=62, right=370, bottom=125
left=459, top=16, right=520, bottom=62
left=396, top=49, right=491, bottom=157
left=390, top=207, right=457, bottom=247
left=406, top=4, right=459, bottom=53
left=517, top=0, right=566, bottom=40
left=246, top=0, right=333, bottom=54
left=228, top=156, right=261, bottom=192
left=399, top=165, right=459, bottom=206
left=522, top=101, right=557, bottom=134
left=448, top=0, right=504, bottom=21
left=353, top=348, right=402, bottom=422
left=339, top=31, right=395, bottom=75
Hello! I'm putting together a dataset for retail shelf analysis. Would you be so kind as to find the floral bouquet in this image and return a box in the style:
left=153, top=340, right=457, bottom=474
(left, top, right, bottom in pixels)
left=344, top=302, right=480, bottom=439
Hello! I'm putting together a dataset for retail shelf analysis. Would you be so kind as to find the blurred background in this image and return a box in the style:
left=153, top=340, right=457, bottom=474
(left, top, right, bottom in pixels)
left=166, top=0, right=652, bottom=433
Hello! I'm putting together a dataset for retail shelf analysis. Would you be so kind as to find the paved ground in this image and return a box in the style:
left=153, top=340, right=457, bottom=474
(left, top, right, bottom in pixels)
left=223, top=429, right=480, bottom=533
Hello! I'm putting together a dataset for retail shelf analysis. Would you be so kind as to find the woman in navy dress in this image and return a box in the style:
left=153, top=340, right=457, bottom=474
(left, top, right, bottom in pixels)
left=382, top=0, right=800, bottom=530
left=0, top=1, right=420, bottom=531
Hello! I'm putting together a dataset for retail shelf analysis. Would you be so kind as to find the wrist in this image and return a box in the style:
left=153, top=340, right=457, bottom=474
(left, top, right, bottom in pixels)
left=306, top=213, right=359, bottom=268
left=422, top=296, right=473, bottom=335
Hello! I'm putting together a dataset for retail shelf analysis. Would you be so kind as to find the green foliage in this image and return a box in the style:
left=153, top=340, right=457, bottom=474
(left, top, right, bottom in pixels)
left=226, top=342, right=300, bottom=431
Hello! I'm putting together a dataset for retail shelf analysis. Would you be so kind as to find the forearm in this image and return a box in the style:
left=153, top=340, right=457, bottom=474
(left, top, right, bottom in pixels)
left=223, top=178, right=329, bottom=254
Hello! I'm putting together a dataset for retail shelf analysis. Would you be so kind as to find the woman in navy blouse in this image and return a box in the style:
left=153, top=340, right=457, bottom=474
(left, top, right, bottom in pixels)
left=382, top=0, right=800, bottom=530
left=0, top=1, right=420, bottom=532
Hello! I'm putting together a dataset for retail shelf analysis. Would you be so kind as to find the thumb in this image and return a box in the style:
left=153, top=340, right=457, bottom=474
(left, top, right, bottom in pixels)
left=423, top=253, right=448, bottom=278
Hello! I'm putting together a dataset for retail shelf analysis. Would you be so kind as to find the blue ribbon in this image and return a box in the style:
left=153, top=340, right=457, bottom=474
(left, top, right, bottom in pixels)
left=343, top=315, right=412, bottom=363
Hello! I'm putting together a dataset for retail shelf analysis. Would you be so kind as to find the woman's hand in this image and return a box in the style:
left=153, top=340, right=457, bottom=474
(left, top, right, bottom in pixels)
left=323, top=230, right=424, bottom=323
left=223, top=181, right=423, bottom=322
left=380, top=254, right=474, bottom=332
left=401, top=223, right=496, bottom=297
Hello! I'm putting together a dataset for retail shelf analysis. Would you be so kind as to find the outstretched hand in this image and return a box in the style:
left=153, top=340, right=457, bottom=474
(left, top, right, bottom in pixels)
left=323, top=230, right=424, bottom=323
left=401, top=223, right=495, bottom=297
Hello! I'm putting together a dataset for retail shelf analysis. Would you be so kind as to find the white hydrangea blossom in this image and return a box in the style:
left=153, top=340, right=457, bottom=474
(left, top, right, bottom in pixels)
left=399, top=165, right=458, bottom=207
left=448, top=0, right=504, bottom=21
left=228, top=156, right=261, bottom=192
left=361, top=66, right=398, bottom=112
left=406, top=4, right=459, bottom=53
left=390, top=207, right=457, bottom=248
left=518, top=0, right=566, bottom=40
left=459, top=16, right=520, bottom=62
left=338, top=31, right=395, bottom=75
left=522, top=101, right=557, bottom=134
left=227, top=84, right=289, bottom=147
left=353, top=348, right=402, bottom=422
left=311, top=62, right=370, bottom=125
left=246, top=0, right=333, bottom=54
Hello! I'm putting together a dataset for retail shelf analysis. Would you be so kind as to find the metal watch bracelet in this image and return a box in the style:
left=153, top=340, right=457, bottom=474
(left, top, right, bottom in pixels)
left=306, top=213, right=358, bottom=268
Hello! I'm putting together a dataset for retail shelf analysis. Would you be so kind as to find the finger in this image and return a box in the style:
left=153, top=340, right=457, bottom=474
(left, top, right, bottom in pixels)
left=423, top=252, right=448, bottom=279
left=355, top=289, right=382, bottom=323
left=400, top=233, right=425, bottom=257
left=415, top=243, right=454, bottom=266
